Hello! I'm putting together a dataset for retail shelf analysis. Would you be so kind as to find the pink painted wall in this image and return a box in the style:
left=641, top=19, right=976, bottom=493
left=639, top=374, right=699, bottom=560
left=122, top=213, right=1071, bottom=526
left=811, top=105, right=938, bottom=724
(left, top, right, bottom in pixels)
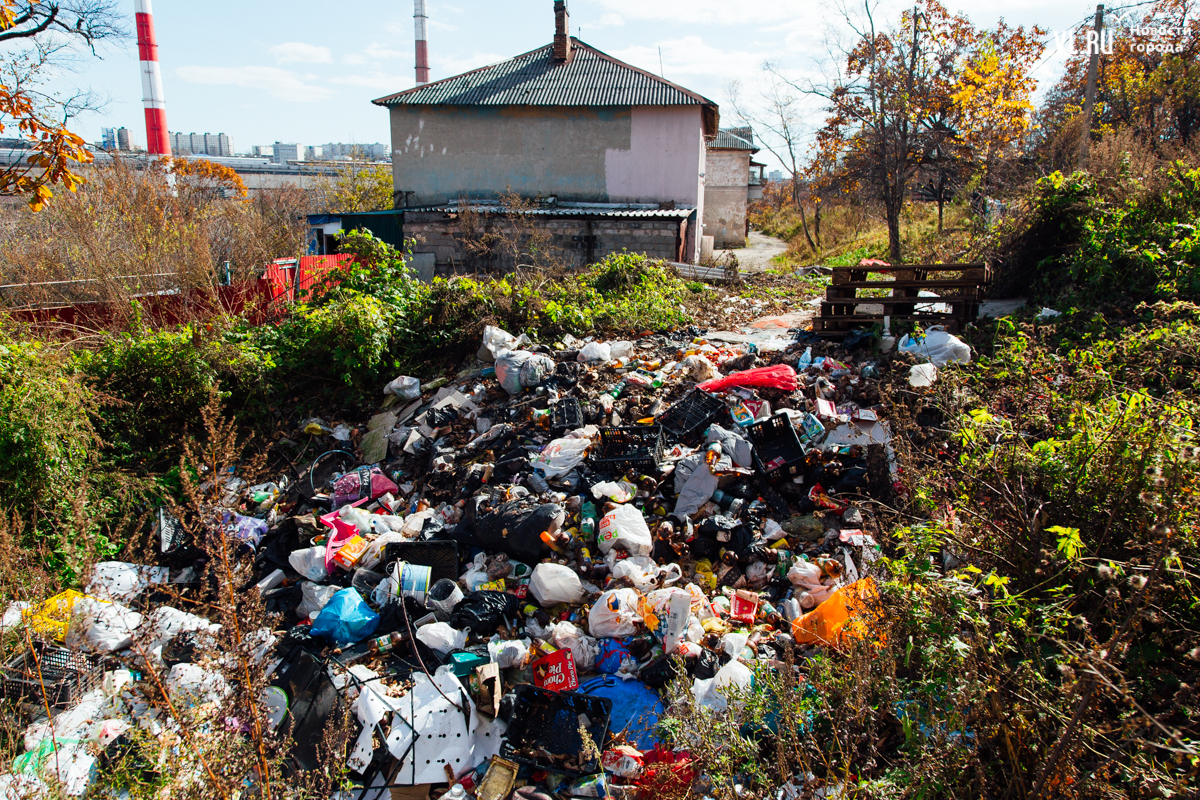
left=605, top=106, right=706, bottom=261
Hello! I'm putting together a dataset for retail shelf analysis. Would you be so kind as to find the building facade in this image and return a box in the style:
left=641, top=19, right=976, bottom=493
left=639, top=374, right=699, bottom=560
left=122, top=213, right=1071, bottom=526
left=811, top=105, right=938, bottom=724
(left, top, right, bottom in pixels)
left=703, top=127, right=758, bottom=249
left=170, top=131, right=234, bottom=157
left=372, top=1, right=718, bottom=265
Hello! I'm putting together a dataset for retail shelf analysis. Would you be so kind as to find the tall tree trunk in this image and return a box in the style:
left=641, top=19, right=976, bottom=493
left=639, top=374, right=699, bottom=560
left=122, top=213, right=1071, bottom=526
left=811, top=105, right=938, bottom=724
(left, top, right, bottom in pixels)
left=885, top=195, right=902, bottom=263
left=814, top=201, right=822, bottom=250
left=798, top=204, right=817, bottom=253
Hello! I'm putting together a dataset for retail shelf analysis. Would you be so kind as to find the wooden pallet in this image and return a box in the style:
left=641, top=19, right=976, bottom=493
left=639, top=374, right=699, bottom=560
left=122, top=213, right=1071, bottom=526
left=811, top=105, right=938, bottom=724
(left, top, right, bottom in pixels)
left=814, top=263, right=989, bottom=338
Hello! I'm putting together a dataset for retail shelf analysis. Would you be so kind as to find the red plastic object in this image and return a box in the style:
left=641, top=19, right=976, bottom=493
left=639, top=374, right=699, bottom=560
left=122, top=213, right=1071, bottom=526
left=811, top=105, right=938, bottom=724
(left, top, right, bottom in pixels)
left=532, top=649, right=578, bottom=692
left=697, top=364, right=798, bottom=394
left=637, top=748, right=694, bottom=799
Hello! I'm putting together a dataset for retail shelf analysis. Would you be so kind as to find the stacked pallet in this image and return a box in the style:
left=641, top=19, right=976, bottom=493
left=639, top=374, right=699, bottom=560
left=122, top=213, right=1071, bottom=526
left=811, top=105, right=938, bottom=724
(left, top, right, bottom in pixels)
left=812, top=263, right=991, bottom=337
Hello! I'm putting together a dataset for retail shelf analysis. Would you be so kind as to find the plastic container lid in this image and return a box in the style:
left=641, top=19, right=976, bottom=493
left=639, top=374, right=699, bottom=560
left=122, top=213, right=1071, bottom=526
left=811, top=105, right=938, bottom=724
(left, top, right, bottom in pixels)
left=262, top=686, right=289, bottom=730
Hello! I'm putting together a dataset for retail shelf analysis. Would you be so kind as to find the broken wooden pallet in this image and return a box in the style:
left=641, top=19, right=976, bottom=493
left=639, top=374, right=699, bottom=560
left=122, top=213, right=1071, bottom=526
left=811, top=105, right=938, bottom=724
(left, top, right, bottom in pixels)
left=814, top=263, right=990, bottom=338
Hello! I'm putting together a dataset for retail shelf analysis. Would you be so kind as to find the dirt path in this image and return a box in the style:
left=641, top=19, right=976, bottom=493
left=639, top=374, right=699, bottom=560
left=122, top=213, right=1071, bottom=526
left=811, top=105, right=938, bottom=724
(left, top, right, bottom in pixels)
left=717, top=230, right=789, bottom=273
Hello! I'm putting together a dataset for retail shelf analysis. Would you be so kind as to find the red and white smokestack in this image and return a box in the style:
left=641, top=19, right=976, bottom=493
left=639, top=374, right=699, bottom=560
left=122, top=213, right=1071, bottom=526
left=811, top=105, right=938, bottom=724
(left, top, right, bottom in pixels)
left=134, top=0, right=169, bottom=155
left=414, top=0, right=430, bottom=84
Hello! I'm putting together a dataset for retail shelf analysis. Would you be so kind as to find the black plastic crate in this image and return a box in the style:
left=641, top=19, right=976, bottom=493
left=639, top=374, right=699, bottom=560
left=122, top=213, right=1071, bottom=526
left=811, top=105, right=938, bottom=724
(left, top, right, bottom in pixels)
left=501, top=685, right=612, bottom=776
left=2, top=643, right=103, bottom=709
left=590, top=426, right=664, bottom=475
left=550, top=397, right=583, bottom=437
left=748, top=413, right=808, bottom=478
left=656, top=389, right=727, bottom=444
left=379, top=540, right=459, bottom=584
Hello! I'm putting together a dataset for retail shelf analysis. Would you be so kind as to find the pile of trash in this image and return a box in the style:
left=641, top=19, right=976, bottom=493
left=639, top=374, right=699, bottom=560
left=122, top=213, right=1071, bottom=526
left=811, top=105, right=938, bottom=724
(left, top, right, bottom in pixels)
left=0, top=320, right=949, bottom=799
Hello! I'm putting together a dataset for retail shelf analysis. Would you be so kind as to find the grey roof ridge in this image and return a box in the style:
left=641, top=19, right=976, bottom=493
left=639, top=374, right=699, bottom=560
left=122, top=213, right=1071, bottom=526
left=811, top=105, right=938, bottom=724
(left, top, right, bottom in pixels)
left=371, top=37, right=716, bottom=109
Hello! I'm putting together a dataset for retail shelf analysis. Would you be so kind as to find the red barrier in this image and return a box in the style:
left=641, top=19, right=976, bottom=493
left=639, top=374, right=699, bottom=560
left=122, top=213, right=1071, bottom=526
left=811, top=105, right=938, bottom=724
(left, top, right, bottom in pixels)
left=5, top=255, right=359, bottom=333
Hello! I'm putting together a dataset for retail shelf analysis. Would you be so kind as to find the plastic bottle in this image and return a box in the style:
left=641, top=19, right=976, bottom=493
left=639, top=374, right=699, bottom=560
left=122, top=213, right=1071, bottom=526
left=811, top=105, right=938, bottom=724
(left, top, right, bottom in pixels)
left=704, top=441, right=723, bottom=468
left=580, top=501, right=599, bottom=542
left=367, top=632, right=406, bottom=655
left=798, top=347, right=813, bottom=369
left=608, top=381, right=627, bottom=399
left=445, top=784, right=467, bottom=799
left=527, top=472, right=550, bottom=494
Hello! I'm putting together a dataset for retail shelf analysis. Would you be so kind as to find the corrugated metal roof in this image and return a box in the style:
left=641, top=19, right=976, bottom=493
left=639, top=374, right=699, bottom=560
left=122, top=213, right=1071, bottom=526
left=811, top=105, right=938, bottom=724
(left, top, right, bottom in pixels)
left=712, top=127, right=756, bottom=150
left=374, top=39, right=714, bottom=110
left=404, top=202, right=694, bottom=219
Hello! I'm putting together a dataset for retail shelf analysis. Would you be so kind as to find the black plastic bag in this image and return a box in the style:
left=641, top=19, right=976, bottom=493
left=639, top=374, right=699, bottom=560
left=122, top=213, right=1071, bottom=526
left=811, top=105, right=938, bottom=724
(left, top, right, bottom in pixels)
left=450, top=590, right=520, bottom=636
left=640, top=655, right=685, bottom=688
left=474, top=500, right=564, bottom=564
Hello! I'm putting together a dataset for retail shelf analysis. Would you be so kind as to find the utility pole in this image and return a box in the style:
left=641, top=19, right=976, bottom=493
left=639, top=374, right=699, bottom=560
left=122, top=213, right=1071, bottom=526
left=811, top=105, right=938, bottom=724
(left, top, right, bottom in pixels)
left=1078, top=4, right=1104, bottom=170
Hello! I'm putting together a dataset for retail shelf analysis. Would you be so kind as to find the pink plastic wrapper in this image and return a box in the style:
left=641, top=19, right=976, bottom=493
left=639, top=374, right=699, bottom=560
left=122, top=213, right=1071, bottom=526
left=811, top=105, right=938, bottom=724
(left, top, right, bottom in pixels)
left=331, top=465, right=398, bottom=508
left=697, top=364, right=798, bottom=394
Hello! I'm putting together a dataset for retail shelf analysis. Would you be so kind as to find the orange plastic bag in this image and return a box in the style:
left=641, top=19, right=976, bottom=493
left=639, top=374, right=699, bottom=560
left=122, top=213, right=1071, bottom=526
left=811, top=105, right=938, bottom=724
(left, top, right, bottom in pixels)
left=791, top=578, right=880, bottom=647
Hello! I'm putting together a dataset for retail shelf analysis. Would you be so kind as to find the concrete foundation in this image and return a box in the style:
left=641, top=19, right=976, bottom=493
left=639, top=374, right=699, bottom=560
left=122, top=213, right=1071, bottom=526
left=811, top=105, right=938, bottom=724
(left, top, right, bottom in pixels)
left=404, top=211, right=686, bottom=274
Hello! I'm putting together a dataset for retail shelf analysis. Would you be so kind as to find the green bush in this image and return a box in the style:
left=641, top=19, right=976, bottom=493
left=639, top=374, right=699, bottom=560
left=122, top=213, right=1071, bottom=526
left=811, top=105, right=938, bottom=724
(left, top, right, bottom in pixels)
left=995, top=168, right=1200, bottom=302
left=0, top=325, right=97, bottom=514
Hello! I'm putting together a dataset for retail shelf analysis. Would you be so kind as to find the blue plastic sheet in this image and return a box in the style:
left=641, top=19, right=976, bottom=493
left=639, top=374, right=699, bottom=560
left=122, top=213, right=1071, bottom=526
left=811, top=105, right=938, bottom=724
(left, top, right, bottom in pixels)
left=311, top=588, right=380, bottom=646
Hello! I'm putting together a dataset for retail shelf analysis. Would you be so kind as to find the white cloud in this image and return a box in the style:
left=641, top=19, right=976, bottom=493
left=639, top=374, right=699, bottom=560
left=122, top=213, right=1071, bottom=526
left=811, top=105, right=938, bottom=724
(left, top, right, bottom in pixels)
left=269, top=42, right=333, bottom=65
left=365, top=43, right=408, bottom=61
left=609, top=36, right=761, bottom=81
left=175, top=65, right=336, bottom=103
left=596, top=0, right=805, bottom=26
left=596, top=13, right=625, bottom=27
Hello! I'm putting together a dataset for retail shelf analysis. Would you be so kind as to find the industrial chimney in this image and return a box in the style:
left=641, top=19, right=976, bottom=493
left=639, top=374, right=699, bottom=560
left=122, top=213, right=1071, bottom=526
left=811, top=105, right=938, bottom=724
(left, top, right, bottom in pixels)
left=553, top=1, right=572, bottom=64
left=134, top=0, right=169, bottom=155
left=414, top=0, right=430, bottom=84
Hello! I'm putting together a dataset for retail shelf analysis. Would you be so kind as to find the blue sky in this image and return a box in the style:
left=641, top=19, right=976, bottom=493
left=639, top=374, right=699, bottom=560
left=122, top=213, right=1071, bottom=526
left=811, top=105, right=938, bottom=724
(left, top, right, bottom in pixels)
left=60, top=0, right=1101, bottom=168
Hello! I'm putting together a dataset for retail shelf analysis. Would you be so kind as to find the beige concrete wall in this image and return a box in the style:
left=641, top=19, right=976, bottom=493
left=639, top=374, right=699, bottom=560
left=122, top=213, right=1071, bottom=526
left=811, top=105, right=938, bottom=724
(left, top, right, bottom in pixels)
left=704, top=149, right=751, bottom=248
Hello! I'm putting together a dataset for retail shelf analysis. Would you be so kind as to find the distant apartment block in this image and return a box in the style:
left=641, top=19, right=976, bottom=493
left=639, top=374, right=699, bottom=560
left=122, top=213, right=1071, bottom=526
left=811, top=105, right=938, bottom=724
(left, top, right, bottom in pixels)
left=313, top=142, right=390, bottom=162
left=170, top=131, right=234, bottom=157
left=768, top=170, right=783, bottom=183
left=270, top=142, right=302, bottom=164
left=100, top=127, right=135, bottom=151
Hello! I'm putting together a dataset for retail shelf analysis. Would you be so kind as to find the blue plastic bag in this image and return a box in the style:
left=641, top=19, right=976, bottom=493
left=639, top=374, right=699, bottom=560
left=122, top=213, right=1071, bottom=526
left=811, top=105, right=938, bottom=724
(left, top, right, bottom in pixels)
left=310, top=588, right=379, bottom=646
left=577, top=675, right=666, bottom=751
left=594, top=638, right=632, bottom=674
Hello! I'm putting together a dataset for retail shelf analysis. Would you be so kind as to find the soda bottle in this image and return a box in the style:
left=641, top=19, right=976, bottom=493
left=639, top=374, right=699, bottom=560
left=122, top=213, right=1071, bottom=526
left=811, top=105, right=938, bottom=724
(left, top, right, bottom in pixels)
left=367, top=632, right=407, bottom=655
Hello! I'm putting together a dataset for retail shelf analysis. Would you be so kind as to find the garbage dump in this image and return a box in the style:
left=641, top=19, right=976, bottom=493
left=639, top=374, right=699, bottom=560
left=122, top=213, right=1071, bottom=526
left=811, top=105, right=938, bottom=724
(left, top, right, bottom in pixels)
left=0, top=322, right=906, bottom=799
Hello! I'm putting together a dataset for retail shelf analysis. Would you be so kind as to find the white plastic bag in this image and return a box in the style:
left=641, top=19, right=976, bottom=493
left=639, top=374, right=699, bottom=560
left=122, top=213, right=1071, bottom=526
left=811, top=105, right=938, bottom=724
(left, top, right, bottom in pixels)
left=534, top=438, right=591, bottom=479
left=548, top=621, right=599, bottom=669
left=289, top=545, right=328, bottom=581
left=588, top=588, right=641, bottom=638
left=577, top=341, right=612, bottom=363
left=298, top=582, right=340, bottom=619
left=680, top=354, right=719, bottom=383
left=488, top=637, right=530, bottom=668
left=597, top=505, right=653, bottom=556
left=898, top=326, right=971, bottom=367
left=609, top=341, right=634, bottom=360
left=610, top=557, right=661, bottom=593
left=908, top=363, right=938, bottom=388
left=88, top=562, right=168, bottom=602
left=65, top=598, right=142, bottom=653
left=478, top=325, right=527, bottom=362
left=384, top=375, right=421, bottom=400
left=166, top=663, right=230, bottom=704
left=415, top=622, right=467, bottom=654
left=528, top=563, right=585, bottom=605
left=138, top=606, right=219, bottom=656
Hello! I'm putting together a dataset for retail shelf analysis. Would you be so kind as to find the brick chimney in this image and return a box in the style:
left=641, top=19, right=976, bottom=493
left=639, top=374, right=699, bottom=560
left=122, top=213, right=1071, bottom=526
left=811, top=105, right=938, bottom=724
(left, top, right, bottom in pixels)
left=553, top=0, right=572, bottom=64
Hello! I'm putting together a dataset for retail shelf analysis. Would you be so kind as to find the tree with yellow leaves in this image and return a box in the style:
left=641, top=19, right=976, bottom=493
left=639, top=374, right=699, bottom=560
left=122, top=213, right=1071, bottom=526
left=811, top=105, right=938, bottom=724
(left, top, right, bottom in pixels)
left=0, top=1, right=125, bottom=210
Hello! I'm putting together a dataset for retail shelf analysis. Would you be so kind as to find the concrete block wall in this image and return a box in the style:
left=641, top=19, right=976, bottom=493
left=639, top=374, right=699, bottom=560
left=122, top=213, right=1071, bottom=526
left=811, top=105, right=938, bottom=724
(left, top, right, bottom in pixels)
left=405, top=212, right=682, bottom=275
